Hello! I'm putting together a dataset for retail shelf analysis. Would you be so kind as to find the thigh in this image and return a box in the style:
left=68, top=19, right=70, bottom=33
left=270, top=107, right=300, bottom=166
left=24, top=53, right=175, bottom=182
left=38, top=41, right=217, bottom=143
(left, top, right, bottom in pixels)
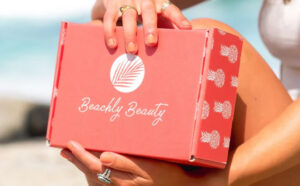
left=250, top=164, right=300, bottom=186
left=190, top=18, right=292, bottom=148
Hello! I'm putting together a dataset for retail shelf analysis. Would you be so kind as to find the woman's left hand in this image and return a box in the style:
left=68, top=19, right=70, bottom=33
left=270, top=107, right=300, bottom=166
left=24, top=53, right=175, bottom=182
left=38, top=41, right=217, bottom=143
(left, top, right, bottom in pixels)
left=61, top=140, right=194, bottom=186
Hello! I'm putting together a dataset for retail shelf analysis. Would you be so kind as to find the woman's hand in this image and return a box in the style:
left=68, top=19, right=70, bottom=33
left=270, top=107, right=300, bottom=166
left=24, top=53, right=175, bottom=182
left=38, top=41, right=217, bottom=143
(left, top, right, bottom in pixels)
left=61, top=141, right=195, bottom=186
left=92, top=0, right=192, bottom=53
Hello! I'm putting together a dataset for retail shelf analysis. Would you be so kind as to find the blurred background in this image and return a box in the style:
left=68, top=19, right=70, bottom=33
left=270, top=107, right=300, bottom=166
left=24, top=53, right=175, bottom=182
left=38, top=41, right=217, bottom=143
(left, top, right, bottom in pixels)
left=0, top=0, right=280, bottom=185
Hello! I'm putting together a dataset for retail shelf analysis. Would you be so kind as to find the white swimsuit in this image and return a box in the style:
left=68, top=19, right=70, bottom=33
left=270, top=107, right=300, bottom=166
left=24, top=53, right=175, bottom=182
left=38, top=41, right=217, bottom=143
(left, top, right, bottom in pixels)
left=259, top=0, right=300, bottom=100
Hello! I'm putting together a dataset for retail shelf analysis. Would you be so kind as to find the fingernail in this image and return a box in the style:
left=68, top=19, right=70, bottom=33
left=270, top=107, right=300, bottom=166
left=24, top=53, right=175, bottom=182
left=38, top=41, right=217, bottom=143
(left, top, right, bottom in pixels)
left=61, top=151, right=67, bottom=159
left=68, top=141, right=79, bottom=149
left=100, top=152, right=115, bottom=166
left=145, top=34, right=157, bottom=46
left=127, top=42, right=137, bottom=54
left=60, top=150, right=72, bottom=161
left=181, top=20, right=191, bottom=28
left=107, top=38, right=116, bottom=48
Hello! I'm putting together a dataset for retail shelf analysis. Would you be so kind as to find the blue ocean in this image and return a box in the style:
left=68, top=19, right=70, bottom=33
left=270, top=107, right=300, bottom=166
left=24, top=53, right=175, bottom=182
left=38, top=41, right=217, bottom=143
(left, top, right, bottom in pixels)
left=0, top=0, right=280, bottom=103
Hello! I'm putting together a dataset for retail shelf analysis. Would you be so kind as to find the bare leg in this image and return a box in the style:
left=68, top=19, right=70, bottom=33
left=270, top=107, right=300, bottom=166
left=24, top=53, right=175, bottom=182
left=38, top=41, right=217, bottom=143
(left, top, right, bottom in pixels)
left=190, top=18, right=300, bottom=185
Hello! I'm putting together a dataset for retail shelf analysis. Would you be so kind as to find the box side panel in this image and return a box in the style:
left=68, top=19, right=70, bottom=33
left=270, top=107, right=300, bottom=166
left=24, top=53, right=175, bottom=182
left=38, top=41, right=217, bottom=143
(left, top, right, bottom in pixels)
left=46, top=22, right=68, bottom=141
left=192, top=28, right=243, bottom=168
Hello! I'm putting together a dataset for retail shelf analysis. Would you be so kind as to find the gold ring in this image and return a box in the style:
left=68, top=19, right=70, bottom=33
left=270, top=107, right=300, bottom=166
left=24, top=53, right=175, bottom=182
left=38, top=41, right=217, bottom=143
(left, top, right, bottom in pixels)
left=120, top=5, right=138, bottom=16
left=161, top=0, right=172, bottom=12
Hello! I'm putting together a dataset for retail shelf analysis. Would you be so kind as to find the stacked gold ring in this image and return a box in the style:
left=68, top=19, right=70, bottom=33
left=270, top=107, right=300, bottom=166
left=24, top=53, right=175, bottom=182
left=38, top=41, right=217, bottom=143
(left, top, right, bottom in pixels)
left=120, top=5, right=138, bottom=15
left=161, top=0, right=172, bottom=12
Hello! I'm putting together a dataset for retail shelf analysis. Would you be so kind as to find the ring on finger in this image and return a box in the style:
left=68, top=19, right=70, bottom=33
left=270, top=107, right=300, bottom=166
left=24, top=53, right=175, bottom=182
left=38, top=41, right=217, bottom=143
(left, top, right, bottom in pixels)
left=97, top=168, right=112, bottom=184
left=161, top=0, right=172, bottom=12
left=120, top=5, right=138, bottom=16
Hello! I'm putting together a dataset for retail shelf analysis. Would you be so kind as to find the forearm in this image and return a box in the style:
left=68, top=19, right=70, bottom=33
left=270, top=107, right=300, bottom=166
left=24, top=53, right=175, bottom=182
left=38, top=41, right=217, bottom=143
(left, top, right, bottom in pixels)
left=229, top=98, right=300, bottom=185
left=92, top=0, right=106, bottom=20
left=171, top=0, right=205, bottom=9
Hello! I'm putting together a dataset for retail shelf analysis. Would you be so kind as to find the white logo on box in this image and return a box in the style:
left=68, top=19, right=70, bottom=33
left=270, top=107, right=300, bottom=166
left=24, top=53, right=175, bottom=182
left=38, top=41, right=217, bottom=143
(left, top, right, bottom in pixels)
left=110, top=54, right=145, bottom=93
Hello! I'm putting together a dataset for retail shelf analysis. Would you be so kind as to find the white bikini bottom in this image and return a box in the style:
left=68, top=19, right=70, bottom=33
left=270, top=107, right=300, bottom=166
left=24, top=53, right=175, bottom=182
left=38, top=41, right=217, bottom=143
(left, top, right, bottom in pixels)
left=282, top=65, right=300, bottom=100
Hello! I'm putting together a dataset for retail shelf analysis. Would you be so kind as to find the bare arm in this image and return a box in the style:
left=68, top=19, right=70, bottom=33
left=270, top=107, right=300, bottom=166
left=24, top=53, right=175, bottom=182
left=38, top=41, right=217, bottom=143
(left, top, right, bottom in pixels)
left=171, top=0, right=205, bottom=9
left=227, top=98, right=300, bottom=185
left=91, top=0, right=106, bottom=20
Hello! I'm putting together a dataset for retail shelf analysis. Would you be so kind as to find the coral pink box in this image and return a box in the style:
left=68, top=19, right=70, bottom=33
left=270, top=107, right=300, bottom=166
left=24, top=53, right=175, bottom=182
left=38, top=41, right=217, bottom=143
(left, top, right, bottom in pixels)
left=47, top=22, right=242, bottom=168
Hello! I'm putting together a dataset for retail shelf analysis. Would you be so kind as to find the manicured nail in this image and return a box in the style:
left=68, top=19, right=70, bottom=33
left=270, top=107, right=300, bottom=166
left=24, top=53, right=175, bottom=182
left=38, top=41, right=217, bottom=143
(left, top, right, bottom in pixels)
left=181, top=20, right=192, bottom=28
left=100, top=152, right=115, bottom=166
left=107, top=38, right=116, bottom=48
left=145, top=34, right=157, bottom=46
left=127, top=42, right=137, bottom=53
left=61, top=151, right=67, bottom=159
left=68, top=140, right=80, bottom=149
left=60, top=150, right=72, bottom=161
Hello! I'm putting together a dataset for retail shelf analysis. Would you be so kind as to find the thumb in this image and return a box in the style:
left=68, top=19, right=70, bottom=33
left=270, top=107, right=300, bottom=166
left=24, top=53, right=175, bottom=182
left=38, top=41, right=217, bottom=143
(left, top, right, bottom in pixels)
left=100, top=152, right=150, bottom=179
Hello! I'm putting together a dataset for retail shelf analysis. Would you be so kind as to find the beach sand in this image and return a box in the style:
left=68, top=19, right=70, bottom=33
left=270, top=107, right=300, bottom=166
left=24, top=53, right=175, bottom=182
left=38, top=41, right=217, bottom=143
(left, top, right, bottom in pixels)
left=0, top=98, right=86, bottom=186
left=0, top=138, right=86, bottom=186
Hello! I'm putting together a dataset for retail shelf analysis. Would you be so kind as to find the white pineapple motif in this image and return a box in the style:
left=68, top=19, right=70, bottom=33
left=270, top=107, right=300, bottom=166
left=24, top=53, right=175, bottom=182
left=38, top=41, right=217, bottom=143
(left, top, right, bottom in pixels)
left=110, top=54, right=145, bottom=93
left=214, top=101, right=232, bottom=119
left=201, top=100, right=210, bottom=120
left=223, top=137, right=230, bottom=148
left=220, top=45, right=238, bottom=63
left=231, top=76, right=238, bottom=87
left=207, top=69, right=225, bottom=88
left=200, top=130, right=220, bottom=149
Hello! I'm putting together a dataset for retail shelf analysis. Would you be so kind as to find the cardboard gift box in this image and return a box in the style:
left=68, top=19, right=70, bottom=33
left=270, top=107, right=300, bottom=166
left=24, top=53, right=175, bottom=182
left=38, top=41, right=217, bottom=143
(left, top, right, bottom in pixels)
left=47, top=22, right=243, bottom=168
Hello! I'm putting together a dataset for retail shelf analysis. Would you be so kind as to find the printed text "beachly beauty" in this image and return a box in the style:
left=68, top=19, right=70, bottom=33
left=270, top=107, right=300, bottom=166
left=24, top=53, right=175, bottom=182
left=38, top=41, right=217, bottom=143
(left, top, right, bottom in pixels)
left=78, top=97, right=168, bottom=126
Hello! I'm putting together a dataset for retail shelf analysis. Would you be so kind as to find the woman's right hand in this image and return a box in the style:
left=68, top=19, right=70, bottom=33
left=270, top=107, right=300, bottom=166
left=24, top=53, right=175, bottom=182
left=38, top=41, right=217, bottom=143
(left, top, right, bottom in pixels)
left=61, top=141, right=197, bottom=186
left=92, top=0, right=192, bottom=54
